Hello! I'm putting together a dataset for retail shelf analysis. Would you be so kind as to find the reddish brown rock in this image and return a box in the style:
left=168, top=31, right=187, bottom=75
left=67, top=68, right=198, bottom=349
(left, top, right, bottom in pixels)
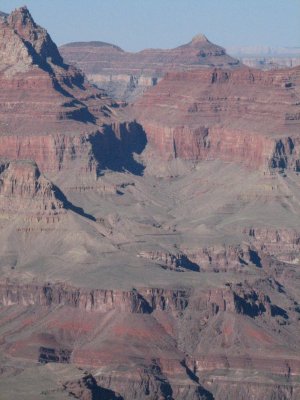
left=0, top=7, right=124, bottom=177
left=0, top=279, right=299, bottom=399
left=132, top=66, right=300, bottom=171
left=60, top=34, right=240, bottom=102
left=0, top=6, right=300, bottom=400
left=63, top=374, right=123, bottom=400
left=0, top=159, right=65, bottom=217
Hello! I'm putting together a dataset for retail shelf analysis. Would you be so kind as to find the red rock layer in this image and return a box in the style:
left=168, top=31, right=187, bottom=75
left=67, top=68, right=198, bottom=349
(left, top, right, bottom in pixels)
left=0, top=279, right=299, bottom=399
left=0, top=160, right=65, bottom=216
left=60, top=34, right=239, bottom=77
left=0, top=281, right=188, bottom=313
left=132, top=66, right=300, bottom=170
left=0, top=133, right=95, bottom=174
left=59, top=34, right=240, bottom=101
left=0, top=7, right=134, bottom=176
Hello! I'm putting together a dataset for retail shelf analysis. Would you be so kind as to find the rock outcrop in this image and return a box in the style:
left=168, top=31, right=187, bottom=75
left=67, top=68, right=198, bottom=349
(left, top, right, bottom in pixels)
left=132, top=66, right=300, bottom=171
left=0, top=160, right=65, bottom=217
left=0, top=7, right=151, bottom=180
left=60, top=35, right=240, bottom=102
left=0, top=6, right=300, bottom=400
left=0, top=278, right=299, bottom=399
left=0, top=6, right=120, bottom=177
left=64, top=374, right=124, bottom=400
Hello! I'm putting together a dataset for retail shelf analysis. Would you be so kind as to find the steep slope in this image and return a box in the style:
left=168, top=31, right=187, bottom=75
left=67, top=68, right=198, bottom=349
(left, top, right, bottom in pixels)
left=60, top=35, right=240, bottom=102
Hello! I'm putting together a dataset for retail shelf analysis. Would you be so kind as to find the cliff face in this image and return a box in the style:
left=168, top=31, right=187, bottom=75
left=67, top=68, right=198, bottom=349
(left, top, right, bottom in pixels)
left=60, top=35, right=240, bottom=102
left=1, top=6, right=300, bottom=400
left=0, top=278, right=299, bottom=399
left=5, top=6, right=63, bottom=67
left=0, top=7, right=149, bottom=177
left=132, top=66, right=300, bottom=171
left=0, top=160, right=65, bottom=216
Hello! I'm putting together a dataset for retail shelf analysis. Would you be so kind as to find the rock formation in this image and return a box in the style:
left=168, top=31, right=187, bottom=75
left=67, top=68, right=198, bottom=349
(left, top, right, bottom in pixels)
left=60, top=35, right=240, bottom=102
left=0, top=278, right=299, bottom=399
left=0, top=159, right=65, bottom=217
left=132, top=66, right=300, bottom=172
left=0, top=6, right=127, bottom=178
left=0, top=6, right=300, bottom=400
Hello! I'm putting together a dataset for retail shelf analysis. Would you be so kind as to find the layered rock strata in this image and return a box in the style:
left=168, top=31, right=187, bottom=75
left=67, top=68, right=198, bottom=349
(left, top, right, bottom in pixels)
left=0, top=160, right=65, bottom=217
left=0, top=6, right=300, bottom=400
left=60, top=35, right=240, bottom=102
left=132, top=66, right=300, bottom=171
left=0, top=278, right=299, bottom=399
left=0, top=7, right=128, bottom=178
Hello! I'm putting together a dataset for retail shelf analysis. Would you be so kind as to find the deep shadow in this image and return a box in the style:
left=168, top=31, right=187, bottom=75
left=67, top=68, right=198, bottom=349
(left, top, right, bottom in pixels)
left=90, top=121, right=147, bottom=176
left=39, top=346, right=71, bottom=364
left=23, top=37, right=96, bottom=123
left=181, top=357, right=215, bottom=399
left=23, top=40, right=55, bottom=75
left=54, top=186, right=96, bottom=221
left=180, top=255, right=201, bottom=272
left=196, top=386, right=215, bottom=400
left=180, top=360, right=199, bottom=383
left=52, top=78, right=74, bottom=98
left=234, top=293, right=266, bottom=318
left=131, top=289, right=153, bottom=314
left=146, top=362, right=173, bottom=399
left=249, top=248, right=262, bottom=268
left=81, top=374, right=124, bottom=400
left=271, top=304, right=289, bottom=319
left=63, top=102, right=96, bottom=124
left=62, top=67, right=86, bottom=90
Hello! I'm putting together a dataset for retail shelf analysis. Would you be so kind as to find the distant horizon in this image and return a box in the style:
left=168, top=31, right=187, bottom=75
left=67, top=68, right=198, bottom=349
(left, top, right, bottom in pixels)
left=1, top=0, right=299, bottom=52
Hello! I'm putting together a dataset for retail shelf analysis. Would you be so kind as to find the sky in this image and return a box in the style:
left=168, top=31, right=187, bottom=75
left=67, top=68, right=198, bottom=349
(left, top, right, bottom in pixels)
left=1, top=0, right=299, bottom=51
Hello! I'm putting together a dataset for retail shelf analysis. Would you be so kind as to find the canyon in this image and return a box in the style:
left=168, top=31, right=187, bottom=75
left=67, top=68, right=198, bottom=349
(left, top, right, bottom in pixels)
left=0, top=6, right=299, bottom=400
left=131, top=66, right=300, bottom=171
left=60, top=35, right=240, bottom=102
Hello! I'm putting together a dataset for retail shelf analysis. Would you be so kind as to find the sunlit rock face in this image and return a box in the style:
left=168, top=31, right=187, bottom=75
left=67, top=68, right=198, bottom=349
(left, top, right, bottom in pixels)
left=60, top=34, right=240, bottom=102
left=132, top=66, right=300, bottom=171
left=0, top=6, right=300, bottom=400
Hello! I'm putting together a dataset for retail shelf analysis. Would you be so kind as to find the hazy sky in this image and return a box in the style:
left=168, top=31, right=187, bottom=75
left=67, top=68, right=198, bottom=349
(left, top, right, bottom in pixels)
left=1, top=0, right=300, bottom=51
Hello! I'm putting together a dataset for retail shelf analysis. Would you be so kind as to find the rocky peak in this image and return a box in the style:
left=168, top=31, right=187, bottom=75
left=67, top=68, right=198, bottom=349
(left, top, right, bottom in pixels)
left=6, top=6, right=63, bottom=67
left=60, top=33, right=239, bottom=102
left=191, top=33, right=209, bottom=44
left=0, top=6, right=112, bottom=130
left=7, top=6, right=36, bottom=29
left=176, top=32, right=227, bottom=58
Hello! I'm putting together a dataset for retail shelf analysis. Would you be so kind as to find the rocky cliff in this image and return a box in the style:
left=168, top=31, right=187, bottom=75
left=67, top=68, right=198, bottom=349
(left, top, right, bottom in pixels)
left=0, top=278, right=299, bottom=399
left=0, top=6, right=300, bottom=400
left=0, top=159, right=65, bottom=217
left=60, top=34, right=240, bottom=102
left=0, top=7, right=149, bottom=178
left=132, top=66, right=300, bottom=172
